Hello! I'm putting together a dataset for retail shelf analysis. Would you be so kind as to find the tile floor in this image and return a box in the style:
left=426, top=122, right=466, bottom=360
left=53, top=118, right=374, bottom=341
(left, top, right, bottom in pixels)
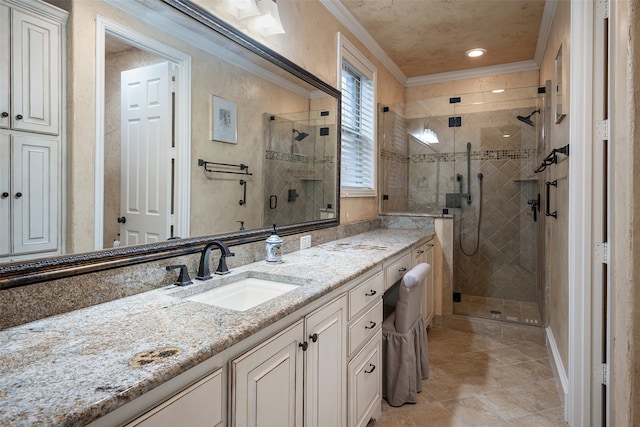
left=374, top=326, right=567, bottom=427
left=454, top=296, right=542, bottom=326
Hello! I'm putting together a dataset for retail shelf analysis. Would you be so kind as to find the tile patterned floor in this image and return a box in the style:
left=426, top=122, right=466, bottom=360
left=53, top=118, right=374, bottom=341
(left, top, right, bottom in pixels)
left=454, top=296, right=542, bottom=326
left=374, top=326, right=567, bottom=427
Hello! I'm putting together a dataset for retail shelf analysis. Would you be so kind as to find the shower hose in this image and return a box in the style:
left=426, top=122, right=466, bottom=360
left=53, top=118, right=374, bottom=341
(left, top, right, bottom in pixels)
left=459, top=173, right=483, bottom=256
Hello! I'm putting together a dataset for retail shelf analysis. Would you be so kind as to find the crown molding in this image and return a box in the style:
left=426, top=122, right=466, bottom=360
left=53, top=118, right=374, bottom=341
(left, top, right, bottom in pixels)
left=535, top=0, right=558, bottom=64
left=319, top=0, right=407, bottom=84
left=405, top=60, right=540, bottom=86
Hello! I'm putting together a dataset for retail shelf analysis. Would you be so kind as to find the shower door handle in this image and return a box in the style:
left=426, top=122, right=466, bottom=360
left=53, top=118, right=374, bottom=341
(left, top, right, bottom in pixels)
left=545, top=181, right=558, bottom=218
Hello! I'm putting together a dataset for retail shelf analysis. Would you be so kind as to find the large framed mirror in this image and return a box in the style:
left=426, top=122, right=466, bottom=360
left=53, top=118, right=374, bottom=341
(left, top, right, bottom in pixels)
left=0, top=0, right=340, bottom=288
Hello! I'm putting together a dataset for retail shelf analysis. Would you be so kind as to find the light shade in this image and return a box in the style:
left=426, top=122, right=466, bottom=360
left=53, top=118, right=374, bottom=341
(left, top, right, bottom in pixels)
left=253, top=0, right=285, bottom=36
left=222, top=0, right=260, bottom=19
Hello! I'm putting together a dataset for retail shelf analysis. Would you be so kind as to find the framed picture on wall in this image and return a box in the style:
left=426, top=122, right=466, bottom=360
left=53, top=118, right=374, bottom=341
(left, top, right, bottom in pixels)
left=211, top=96, right=237, bottom=144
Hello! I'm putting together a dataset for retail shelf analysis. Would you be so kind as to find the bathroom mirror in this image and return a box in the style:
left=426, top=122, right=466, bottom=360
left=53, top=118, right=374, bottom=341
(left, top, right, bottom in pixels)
left=0, top=0, right=340, bottom=288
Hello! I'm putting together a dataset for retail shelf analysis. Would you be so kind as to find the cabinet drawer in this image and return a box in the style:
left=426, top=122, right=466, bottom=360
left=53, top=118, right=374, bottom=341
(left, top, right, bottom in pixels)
left=348, top=271, right=384, bottom=320
left=348, top=299, right=382, bottom=356
left=348, top=330, right=382, bottom=427
left=384, top=251, right=411, bottom=290
left=128, top=368, right=223, bottom=427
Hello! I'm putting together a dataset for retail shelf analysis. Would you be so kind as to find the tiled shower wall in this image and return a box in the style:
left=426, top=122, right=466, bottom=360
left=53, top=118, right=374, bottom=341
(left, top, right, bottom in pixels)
left=263, top=113, right=336, bottom=228
left=381, top=102, right=541, bottom=303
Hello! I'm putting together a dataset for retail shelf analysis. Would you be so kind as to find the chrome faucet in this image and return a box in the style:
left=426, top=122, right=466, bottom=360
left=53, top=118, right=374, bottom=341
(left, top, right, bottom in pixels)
left=196, top=240, right=235, bottom=280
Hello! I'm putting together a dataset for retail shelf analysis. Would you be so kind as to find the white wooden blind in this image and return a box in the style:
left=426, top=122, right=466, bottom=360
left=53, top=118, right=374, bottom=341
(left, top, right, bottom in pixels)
left=341, top=59, right=375, bottom=192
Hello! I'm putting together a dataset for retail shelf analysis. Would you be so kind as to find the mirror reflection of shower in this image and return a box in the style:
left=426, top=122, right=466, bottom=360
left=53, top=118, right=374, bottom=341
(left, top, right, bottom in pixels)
left=516, top=109, right=540, bottom=127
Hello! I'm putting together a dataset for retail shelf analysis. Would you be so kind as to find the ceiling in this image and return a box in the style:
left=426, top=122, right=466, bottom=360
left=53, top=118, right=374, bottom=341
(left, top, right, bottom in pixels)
left=325, top=0, right=550, bottom=83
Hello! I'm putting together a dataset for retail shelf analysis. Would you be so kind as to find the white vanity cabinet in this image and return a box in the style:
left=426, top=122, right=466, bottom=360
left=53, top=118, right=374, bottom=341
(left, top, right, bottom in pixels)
left=347, top=269, right=384, bottom=427
left=1, top=1, right=62, bottom=135
left=0, top=131, right=59, bottom=256
left=126, top=369, right=224, bottom=427
left=231, top=295, right=347, bottom=427
left=0, top=0, right=65, bottom=260
left=412, top=239, right=435, bottom=327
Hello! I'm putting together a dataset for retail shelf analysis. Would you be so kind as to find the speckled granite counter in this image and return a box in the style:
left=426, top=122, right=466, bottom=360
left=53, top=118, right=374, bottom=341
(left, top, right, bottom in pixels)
left=0, top=229, right=432, bottom=426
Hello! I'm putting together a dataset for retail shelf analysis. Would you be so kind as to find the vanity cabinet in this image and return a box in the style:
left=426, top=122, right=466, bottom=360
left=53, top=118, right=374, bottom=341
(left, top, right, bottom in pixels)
left=231, top=295, right=347, bottom=427
left=126, top=369, right=224, bottom=427
left=0, top=0, right=62, bottom=135
left=412, top=239, right=435, bottom=327
left=0, top=0, right=65, bottom=260
left=0, top=131, right=59, bottom=256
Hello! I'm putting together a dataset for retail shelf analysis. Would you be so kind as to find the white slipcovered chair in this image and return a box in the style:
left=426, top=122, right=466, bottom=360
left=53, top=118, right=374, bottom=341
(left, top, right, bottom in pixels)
left=382, top=262, right=431, bottom=406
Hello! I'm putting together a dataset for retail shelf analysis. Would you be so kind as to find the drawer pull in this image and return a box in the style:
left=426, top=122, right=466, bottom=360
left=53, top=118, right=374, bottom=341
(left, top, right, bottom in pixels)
left=398, top=267, right=407, bottom=272
left=299, top=341, right=308, bottom=351
left=364, top=290, right=377, bottom=297
left=364, top=321, right=376, bottom=330
left=309, top=333, right=318, bottom=343
left=415, top=249, right=424, bottom=254
left=364, top=364, right=376, bottom=374
left=427, top=243, right=435, bottom=247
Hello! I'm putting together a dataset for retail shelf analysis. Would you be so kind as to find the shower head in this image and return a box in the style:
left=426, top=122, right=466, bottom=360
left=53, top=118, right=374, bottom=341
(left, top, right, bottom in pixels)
left=516, top=109, right=540, bottom=127
left=293, top=129, right=309, bottom=141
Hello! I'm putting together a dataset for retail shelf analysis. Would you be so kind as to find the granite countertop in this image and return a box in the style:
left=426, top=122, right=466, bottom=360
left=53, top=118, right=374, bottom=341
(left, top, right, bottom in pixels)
left=0, top=229, right=431, bottom=426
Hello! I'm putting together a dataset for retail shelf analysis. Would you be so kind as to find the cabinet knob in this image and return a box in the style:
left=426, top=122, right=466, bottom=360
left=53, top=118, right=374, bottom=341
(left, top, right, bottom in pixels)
left=416, top=250, right=424, bottom=254
left=309, top=333, right=318, bottom=343
left=364, top=363, right=376, bottom=374
left=15, top=192, right=22, bottom=198
left=364, top=289, right=377, bottom=297
left=299, top=341, right=308, bottom=351
left=1, top=192, right=8, bottom=198
left=398, top=267, right=407, bottom=272
left=1, top=112, right=8, bottom=118
left=15, top=114, right=23, bottom=120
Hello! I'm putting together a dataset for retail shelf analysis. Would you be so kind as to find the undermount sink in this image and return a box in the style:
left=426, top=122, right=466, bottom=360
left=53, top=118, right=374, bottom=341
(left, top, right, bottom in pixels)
left=185, top=277, right=299, bottom=311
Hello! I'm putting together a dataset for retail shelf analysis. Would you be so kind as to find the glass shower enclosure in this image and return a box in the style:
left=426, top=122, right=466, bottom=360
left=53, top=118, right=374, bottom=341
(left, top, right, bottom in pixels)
left=380, top=86, right=544, bottom=326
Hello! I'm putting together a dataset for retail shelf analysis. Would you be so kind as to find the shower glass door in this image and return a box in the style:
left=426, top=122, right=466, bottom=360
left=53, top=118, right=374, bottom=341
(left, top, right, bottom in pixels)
left=451, top=88, right=543, bottom=325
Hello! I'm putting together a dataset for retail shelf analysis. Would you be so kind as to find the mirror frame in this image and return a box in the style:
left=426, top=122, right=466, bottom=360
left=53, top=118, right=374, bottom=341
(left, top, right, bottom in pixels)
left=0, top=0, right=341, bottom=290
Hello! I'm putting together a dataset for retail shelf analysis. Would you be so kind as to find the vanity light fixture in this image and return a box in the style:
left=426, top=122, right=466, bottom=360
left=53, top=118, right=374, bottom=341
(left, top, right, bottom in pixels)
left=252, top=0, right=285, bottom=36
left=222, top=0, right=260, bottom=19
left=465, top=48, right=486, bottom=58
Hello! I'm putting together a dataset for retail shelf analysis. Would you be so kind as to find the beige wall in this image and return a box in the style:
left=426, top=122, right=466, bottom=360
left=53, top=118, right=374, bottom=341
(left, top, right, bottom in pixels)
left=538, top=0, right=571, bottom=374
left=610, top=0, right=638, bottom=424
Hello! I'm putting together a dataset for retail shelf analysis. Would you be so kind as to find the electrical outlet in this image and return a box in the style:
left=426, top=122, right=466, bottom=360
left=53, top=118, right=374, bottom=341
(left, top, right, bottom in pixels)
left=300, top=235, right=311, bottom=249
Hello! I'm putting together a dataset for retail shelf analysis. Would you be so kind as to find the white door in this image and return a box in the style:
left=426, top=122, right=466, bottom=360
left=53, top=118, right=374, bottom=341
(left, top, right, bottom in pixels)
left=305, top=296, right=347, bottom=427
left=0, top=131, right=10, bottom=255
left=11, top=8, right=60, bottom=135
left=12, top=134, right=58, bottom=254
left=120, top=62, right=172, bottom=246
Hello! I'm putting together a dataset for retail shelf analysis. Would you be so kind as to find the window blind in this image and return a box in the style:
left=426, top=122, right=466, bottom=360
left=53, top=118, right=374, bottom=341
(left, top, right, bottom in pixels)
left=341, top=60, right=375, bottom=191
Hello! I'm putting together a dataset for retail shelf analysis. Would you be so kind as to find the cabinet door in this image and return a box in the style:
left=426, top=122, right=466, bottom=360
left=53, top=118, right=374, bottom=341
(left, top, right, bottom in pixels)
left=0, top=131, right=10, bottom=256
left=11, top=8, right=60, bottom=135
left=348, top=330, right=382, bottom=427
left=0, top=4, right=9, bottom=129
left=128, top=369, right=224, bottom=427
left=232, top=320, right=304, bottom=427
left=305, top=295, right=347, bottom=427
left=11, top=134, right=58, bottom=254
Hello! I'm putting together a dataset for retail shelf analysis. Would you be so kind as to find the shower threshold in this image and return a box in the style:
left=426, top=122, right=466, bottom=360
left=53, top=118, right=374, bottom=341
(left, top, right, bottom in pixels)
left=453, top=295, right=541, bottom=326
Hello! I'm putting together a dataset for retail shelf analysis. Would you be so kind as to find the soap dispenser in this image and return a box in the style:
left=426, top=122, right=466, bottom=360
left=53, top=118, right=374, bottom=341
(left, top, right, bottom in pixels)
left=266, top=224, right=283, bottom=263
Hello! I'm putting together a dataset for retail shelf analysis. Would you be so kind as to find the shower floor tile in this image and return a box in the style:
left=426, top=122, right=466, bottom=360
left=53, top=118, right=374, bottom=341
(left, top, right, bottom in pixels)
left=454, top=296, right=541, bottom=325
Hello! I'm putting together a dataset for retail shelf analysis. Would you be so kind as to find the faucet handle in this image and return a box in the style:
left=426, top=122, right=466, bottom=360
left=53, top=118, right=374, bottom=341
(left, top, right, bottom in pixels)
left=166, top=265, right=193, bottom=286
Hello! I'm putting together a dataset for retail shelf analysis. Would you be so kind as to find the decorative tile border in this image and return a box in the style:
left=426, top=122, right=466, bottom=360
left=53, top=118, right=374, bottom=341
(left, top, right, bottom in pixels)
left=411, top=148, right=536, bottom=163
left=265, top=150, right=335, bottom=164
left=380, top=149, right=409, bottom=164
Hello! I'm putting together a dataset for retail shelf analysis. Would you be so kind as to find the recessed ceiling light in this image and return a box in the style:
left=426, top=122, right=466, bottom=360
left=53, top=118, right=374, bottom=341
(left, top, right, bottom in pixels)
left=503, top=134, right=511, bottom=138
left=466, top=48, right=486, bottom=58
left=492, top=89, right=505, bottom=93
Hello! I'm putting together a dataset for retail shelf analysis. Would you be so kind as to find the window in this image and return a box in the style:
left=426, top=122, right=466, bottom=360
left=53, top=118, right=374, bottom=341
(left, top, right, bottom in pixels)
left=339, top=35, right=376, bottom=197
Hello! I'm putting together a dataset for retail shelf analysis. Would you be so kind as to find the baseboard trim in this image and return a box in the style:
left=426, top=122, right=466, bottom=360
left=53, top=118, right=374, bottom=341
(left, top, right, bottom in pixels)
left=546, top=327, right=569, bottom=419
